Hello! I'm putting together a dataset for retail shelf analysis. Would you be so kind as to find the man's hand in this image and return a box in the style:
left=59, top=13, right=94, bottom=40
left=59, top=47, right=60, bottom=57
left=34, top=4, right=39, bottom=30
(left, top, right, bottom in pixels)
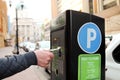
left=34, top=50, right=54, bottom=68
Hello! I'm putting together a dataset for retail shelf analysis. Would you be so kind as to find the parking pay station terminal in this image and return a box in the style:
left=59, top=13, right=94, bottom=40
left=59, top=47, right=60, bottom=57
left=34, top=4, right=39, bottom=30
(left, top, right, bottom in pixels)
left=50, top=10, right=105, bottom=80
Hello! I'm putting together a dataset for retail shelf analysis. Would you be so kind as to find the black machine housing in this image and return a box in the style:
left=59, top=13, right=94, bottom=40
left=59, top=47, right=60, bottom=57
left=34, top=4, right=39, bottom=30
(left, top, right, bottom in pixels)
left=50, top=10, right=105, bottom=80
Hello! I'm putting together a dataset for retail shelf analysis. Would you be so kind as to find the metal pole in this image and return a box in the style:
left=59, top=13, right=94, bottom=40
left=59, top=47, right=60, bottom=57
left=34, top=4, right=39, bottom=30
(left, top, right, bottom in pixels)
left=16, top=8, right=19, bottom=54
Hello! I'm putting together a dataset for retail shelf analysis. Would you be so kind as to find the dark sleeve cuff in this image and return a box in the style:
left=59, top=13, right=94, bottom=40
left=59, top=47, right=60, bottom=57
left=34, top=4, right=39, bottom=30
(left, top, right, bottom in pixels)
left=24, top=51, right=37, bottom=66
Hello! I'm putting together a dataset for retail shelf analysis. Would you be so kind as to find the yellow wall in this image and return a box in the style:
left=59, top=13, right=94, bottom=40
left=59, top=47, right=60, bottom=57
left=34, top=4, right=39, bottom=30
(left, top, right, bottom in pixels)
left=0, top=0, right=8, bottom=48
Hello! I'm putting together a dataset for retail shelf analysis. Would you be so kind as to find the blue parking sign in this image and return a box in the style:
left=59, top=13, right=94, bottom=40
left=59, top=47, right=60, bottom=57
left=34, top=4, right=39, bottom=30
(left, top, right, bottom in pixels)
left=77, top=22, right=102, bottom=53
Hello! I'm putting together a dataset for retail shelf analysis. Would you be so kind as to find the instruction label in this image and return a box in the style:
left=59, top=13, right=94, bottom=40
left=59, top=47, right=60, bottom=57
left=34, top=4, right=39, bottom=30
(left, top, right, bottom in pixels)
left=78, top=54, right=101, bottom=80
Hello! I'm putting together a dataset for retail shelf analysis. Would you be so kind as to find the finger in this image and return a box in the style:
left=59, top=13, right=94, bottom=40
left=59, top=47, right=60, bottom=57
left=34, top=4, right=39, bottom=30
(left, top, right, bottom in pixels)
left=44, top=64, right=49, bottom=68
left=43, top=50, right=54, bottom=59
left=49, top=52, right=54, bottom=59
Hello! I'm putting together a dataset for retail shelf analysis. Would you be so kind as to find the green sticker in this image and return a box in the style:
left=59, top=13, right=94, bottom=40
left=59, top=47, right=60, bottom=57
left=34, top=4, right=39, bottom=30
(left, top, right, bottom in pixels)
left=78, top=54, right=101, bottom=80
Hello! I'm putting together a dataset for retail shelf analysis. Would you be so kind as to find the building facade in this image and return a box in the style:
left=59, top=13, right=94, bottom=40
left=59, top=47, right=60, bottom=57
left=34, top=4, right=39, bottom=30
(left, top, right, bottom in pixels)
left=95, top=0, right=120, bottom=35
left=43, top=19, right=50, bottom=41
left=11, top=18, right=40, bottom=43
left=51, top=0, right=82, bottom=18
left=51, top=0, right=120, bottom=35
left=0, top=0, right=8, bottom=48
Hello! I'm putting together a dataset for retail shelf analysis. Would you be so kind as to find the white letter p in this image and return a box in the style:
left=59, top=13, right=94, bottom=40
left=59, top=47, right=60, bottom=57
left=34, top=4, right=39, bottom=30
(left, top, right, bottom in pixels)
left=87, top=28, right=96, bottom=48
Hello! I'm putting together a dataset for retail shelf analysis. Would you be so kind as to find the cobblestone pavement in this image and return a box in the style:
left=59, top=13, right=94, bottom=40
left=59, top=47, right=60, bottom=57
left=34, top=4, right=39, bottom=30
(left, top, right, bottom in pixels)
left=0, top=47, right=50, bottom=80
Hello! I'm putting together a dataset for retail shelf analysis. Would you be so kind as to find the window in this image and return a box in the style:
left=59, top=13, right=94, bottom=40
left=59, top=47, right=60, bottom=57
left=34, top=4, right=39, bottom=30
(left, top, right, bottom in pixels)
left=89, top=0, right=93, bottom=14
left=112, top=44, right=120, bottom=63
left=103, top=0, right=117, bottom=9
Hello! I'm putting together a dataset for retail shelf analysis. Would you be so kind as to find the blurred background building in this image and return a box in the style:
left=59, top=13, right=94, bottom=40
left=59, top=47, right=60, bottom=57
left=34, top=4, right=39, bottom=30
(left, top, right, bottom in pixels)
left=0, top=0, right=8, bottom=48
left=43, top=19, right=50, bottom=41
left=0, top=0, right=120, bottom=48
left=11, top=18, right=40, bottom=43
